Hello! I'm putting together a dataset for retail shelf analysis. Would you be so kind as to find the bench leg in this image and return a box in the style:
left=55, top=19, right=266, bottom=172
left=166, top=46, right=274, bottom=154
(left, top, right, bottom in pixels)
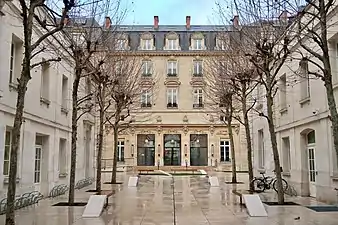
left=240, top=196, right=243, bottom=205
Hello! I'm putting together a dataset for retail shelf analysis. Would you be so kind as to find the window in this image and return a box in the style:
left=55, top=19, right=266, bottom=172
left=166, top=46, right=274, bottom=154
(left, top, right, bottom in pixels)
left=143, top=39, right=152, bottom=50
left=220, top=140, right=230, bottom=162
left=300, top=60, right=310, bottom=101
left=168, top=39, right=177, bottom=50
left=62, top=75, right=68, bottom=110
left=40, top=60, right=50, bottom=101
left=3, top=130, right=11, bottom=176
left=34, top=136, right=43, bottom=183
left=193, top=39, right=202, bottom=50
left=193, top=61, right=203, bottom=76
left=85, top=77, right=92, bottom=96
left=279, top=74, right=287, bottom=110
left=142, top=61, right=152, bottom=76
left=167, top=61, right=177, bottom=76
left=167, top=88, right=178, bottom=108
left=219, top=95, right=227, bottom=107
left=116, top=39, right=125, bottom=50
left=117, top=140, right=124, bottom=162
left=193, top=89, right=203, bottom=108
left=59, top=138, right=67, bottom=174
left=282, top=137, right=291, bottom=173
left=141, top=90, right=152, bottom=108
left=258, top=129, right=265, bottom=168
left=9, top=35, right=23, bottom=85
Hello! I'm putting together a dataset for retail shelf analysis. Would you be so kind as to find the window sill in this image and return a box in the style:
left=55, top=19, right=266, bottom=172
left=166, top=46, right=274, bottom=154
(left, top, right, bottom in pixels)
left=167, top=107, right=178, bottom=109
left=192, top=74, right=203, bottom=77
left=299, top=97, right=310, bottom=105
left=142, top=74, right=152, bottom=77
left=282, top=171, right=291, bottom=176
left=61, top=107, right=68, bottom=115
left=3, top=177, right=20, bottom=184
left=40, top=97, right=50, bottom=107
left=9, top=82, right=18, bottom=92
left=59, top=172, right=68, bottom=178
left=220, top=161, right=231, bottom=164
left=280, top=107, right=288, bottom=114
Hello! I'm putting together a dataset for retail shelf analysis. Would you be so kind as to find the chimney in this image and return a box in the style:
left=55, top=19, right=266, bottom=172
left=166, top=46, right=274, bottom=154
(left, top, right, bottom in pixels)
left=279, top=11, right=288, bottom=23
left=186, top=16, right=191, bottom=29
left=105, top=16, right=111, bottom=29
left=154, top=16, right=159, bottom=29
left=61, top=8, right=69, bottom=26
left=233, top=15, right=239, bottom=27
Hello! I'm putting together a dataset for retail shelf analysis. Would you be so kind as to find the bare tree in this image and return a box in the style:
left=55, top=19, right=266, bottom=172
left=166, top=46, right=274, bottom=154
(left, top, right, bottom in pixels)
left=104, top=53, right=157, bottom=184
left=4, top=1, right=74, bottom=223
left=215, top=0, right=295, bottom=203
left=292, top=0, right=338, bottom=167
left=59, top=0, right=125, bottom=204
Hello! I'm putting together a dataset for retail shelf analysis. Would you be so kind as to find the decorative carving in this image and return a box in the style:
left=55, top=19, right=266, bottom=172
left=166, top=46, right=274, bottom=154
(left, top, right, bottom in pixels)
left=183, top=115, right=189, bottom=123
left=164, top=77, right=181, bottom=87
left=190, top=77, right=205, bottom=87
left=105, top=125, right=112, bottom=135
left=156, top=116, right=162, bottom=123
left=166, top=32, right=179, bottom=40
left=234, top=126, right=240, bottom=134
left=168, top=55, right=176, bottom=60
left=167, top=129, right=178, bottom=134
left=183, top=126, right=189, bottom=135
left=140, top=32, right=153, bottom=39
left=216, top=130, right=228, bottom=135
left=129, top=126, right=135, bottom=135
left=209, top=115, right=214, bottom=122
left=191, top=32, right=204, bottom=39
left=157, top=126, right=162, bottom=135
left=209, top=125, right=215, bottom=136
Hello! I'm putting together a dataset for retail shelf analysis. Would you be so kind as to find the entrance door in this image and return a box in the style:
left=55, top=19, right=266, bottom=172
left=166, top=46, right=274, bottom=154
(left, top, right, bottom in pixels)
left=308, top=147, right=317, bottom=197
left=137, top=147, right=155, bottom=166
left=164, top=147, right=180, bottom=165
left=164, top=134, right=181, bottom=166
left=190, top=134, right=208, bottom=166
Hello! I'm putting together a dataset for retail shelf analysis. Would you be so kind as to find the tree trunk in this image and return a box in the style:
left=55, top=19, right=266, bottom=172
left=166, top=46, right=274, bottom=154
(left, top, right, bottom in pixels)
left=226, top=103, right=237, bottom=183
left=95, top=86, right=105, bottom=193
left=111, top=125, right=119, bottom=183
left=241, top=90, right=254, bottom=192
left=5, top=64, right=30, bottom=225
left=266, top=94, right=284, bottom=204
left=68, top=69, right=81, bottom=204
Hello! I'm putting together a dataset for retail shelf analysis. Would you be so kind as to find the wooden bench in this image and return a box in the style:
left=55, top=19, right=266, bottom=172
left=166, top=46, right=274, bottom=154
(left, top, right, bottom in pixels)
left=171, top=168, right=197, bottom=174
left=97, top=190, right=115, bottom=208
left=138, top=168, right=155, bottom=174
left=232, top=190, right=252, bottom=205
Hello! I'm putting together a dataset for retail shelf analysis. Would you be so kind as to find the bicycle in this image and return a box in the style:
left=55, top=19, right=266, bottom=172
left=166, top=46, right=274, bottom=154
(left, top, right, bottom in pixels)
left=251, top=170, right=288, bottom=193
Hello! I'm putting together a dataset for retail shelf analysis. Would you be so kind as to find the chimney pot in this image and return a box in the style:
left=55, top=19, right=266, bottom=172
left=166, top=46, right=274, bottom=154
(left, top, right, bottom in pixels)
left=233, top=15, right=239, bottom=27
left=186, top=16, right=191, bottom=29
left=105, top=16, right=111, bottom=29
left=154, top=16, right=159, bottom=29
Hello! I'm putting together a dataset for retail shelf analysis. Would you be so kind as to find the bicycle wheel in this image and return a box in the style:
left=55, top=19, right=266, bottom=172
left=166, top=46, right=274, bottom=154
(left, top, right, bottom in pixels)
left=272, top=178, right=288, bottom=193
left=251, top=178, right=266, bottom=192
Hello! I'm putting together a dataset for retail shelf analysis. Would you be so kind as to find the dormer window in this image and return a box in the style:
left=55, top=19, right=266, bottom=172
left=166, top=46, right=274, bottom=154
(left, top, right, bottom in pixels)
left=114, top=33, right=129, bottom=51
left=116, top=39, right=126, bottom=50
left=216, top=34, right=230, bottom=50
left=139, top=32, right=155, bottom=50
left=190, top=33, right=205, bottom=50
left=164, top=32, right=180, bottom=51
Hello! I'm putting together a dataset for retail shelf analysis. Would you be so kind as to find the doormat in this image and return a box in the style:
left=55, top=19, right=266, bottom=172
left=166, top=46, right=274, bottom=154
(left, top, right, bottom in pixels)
left=85, top=190, right=98, bottom=192
left=53, top=202, right=87, bottom=206
left=225, top=181, right=244, bottom=184
left=306, top=205, right=338, bottom=212
left=263, top=201, right=299, bottom=206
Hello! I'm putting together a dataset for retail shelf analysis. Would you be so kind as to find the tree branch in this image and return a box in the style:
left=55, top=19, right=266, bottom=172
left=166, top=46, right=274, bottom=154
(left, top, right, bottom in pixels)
left=30, top=57, right=61, bottom=69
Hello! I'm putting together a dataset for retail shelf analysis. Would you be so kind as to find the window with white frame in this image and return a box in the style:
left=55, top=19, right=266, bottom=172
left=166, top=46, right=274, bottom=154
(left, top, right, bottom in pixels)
left=282, top=137, right=291, bottom=173
left=279, top=74, right=287, bottom=110
left=40, top=59, right=50, bottom=101
left=61, top=75, right=68, bottom=110
left=299, top=59, right=310, bottom=101
left=193, top=89, right=203, bottom=108
left=258, top=129, right=265, bottom=168
left=117, top=140, right=124, bottom=161
left=192, top=39, right=202, bottom=50
left=142, top=60, right=152, bottom=76
left=220, top=140, right=230, bottom=162
left=167, top=61, right=177, bottom=76
left=167, top=39, right=177, bottom=50
left=143, top=39, right=152, bottom=50
left=141, top=90, right=152, bottom=108
left=116, top=39, right=126, bottom=50
left=3, top=130, right=12, bottom=176
left=9, top=35, right=23, bottom=85
left=58, top=138, right=67, bottom=174
left=193, top=61, right=203, bottom=76
left=167, top=88, right=178, bottom=108
left=34, top=136, right=43, bottom=183
left=9, top=43, right=15, bottom=83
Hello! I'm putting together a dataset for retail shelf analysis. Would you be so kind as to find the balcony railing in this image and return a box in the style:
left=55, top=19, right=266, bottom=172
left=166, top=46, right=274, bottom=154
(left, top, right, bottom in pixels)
left=193, top=73, right=203, bottom=77
left=193, top=103, right=204, bottom=108
left=167, top=102, right=178, bottom=108
left=141, top=103, right=152, bottom=108
left=167, top=73, right=177, bottom=77
left=142, top=73, right=152, bottom=77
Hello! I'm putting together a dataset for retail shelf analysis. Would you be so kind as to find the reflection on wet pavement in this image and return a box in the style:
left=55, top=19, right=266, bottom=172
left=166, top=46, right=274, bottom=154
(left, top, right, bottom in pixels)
left=0, top=172, right=338, bottom=225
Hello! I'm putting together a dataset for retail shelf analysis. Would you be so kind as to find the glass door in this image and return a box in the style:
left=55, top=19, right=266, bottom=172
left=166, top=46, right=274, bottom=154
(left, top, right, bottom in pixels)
left=164, top=134, right=181, bottom=166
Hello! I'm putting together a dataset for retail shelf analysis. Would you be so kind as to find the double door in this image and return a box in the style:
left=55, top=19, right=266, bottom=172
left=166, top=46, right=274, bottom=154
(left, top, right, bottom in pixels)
left=164, top=147, right=180, bottom=166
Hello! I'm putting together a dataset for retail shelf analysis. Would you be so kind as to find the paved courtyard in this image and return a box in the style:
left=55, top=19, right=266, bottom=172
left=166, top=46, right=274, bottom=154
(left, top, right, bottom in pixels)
left=0, top=172, right=338, bottom=225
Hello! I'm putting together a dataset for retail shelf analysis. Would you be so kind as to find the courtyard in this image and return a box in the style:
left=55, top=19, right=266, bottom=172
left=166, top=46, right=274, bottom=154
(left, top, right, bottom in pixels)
left=0, top=172, right=337, bottom=225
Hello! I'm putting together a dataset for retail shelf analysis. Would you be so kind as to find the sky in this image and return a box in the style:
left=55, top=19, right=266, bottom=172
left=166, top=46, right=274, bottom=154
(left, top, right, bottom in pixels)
left=120, top=0, right=222, bottom=25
